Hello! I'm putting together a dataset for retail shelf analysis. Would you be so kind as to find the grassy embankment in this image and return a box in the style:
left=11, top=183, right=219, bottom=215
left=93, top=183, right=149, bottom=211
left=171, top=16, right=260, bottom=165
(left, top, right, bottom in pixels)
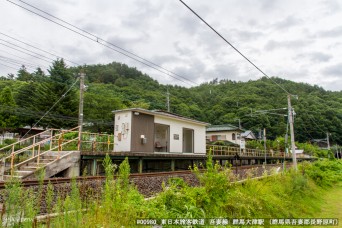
left=1, top=155, right=341, bottom=227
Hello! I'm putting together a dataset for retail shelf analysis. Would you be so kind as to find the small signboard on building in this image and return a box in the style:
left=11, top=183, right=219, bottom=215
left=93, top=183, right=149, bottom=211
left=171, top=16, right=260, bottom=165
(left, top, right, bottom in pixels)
left=240, top=139, right=245, bottom=149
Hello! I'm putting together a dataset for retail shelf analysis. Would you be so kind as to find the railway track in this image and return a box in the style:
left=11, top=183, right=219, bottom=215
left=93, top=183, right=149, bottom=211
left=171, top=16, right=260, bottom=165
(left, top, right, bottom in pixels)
left=0, top=163, right=288, bottom=189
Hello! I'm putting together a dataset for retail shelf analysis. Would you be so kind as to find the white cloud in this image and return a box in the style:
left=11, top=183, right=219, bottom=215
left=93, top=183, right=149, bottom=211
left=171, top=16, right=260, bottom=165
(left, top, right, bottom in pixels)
left=0, top=0, right=341, bottom=92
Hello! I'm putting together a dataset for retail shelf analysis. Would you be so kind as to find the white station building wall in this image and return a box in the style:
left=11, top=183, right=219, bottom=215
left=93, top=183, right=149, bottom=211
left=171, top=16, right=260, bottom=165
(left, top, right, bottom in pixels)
left=114, top=111, right=132, bottom=152
left=155, top=116, right=206, bottom=154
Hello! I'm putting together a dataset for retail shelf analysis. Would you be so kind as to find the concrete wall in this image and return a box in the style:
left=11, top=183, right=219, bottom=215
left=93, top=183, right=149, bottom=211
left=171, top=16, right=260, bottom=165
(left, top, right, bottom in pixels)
left=155, top=116, right=206, bottom=154
left=114, top=111, right=132, bottom=152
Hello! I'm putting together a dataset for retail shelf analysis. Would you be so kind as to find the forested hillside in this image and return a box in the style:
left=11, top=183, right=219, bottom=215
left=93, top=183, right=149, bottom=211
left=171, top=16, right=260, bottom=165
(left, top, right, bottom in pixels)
left=1, top=60, right=341, bottom=145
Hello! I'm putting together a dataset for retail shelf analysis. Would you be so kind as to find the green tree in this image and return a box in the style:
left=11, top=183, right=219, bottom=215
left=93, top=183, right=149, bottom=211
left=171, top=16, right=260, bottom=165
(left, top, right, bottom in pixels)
left=16, top=65, right=33, bottom=81
left=32, top=67, right=46, bottom=82
left=16, top=82, right=39, bottom=127
left=34, top=59, right=78, bottom=128
left=0, top=87, right=18, bottom=132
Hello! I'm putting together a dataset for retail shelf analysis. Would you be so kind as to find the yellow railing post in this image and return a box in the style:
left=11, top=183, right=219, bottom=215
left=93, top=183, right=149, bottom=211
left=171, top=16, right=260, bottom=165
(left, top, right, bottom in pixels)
left=11, top=145, right=14, bottom=176
left=58, top=132, right=64, bottom=159
left=50, top=129, right=53, bottom=150
left=0, top=158, right=5, bottom=181
left=107, top=135, right=110, bottom=152
left=77, top=126, right=81, bottom=151
left=61, top=132, right=64, bottom=151
left=32, top=136, right=36, bottom=158
left=37, top=144, right=41, bottom=166
left=93, top=135, right=97, bottom=152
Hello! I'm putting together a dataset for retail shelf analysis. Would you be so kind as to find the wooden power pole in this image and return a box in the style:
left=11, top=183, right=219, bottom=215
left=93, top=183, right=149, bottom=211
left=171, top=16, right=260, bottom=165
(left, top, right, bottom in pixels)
left=287, top=94, right=297, bottom=170
left=166, top=89, right=170, bottom=112
left=78, top=72, right=85, bottom=150
left=263, top=128, right=267, bottom=165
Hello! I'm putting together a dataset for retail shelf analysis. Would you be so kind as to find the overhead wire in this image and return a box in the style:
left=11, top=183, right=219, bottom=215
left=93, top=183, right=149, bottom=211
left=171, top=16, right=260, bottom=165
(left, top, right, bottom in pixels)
left=0, top=38, right=56, bottom=62
left=20, top=78, right=79, bottom=138
left=0, top=55, right=38, bottom=69
left=6, top=0, right=198, bottom=86
left=0, top=42, right=52, bottom=63
left=16, top=0, right=198, bottom=86
left=0, top=105, right=114, bottom=126
left=306, top=114, right=327, bottom=135
left=0, top=62, right=18, bottom=71
left=0, top=31, right=80, bottom=66
left=305, top=113, right=339, bottom=143
left=0, top=58, right=36, bottom=71
left=178, top=0, right=291, bottom=95
left=0, top=48, right=49, bottom=69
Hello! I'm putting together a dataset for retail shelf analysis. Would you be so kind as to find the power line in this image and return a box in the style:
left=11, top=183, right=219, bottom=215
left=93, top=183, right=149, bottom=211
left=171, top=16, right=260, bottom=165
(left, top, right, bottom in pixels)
left=21, top=78, right=79, bottom=138
left=178, top=0, right=291, bottom=94
left=0, top=32, right=80, bottom=66
left=0, top=56, right=40, bottom=71
left=0, top=55, right=38, bottom=69
left=301, top=123, right=314, bottom=140
left=0, top=42, right=52, bottom=63
left=17, top=0, right=198, bottom=86
left=0, top=62, right=18, bottom=71
left=0, top=38, right=56, bottom=62
left=0, top=105, right=114, bottom=126
left=0, top=59, right=35, bottom=71
left=0, top=48, right=49, bottom=69
left=6, top=0, right=198, bottom=86
left=306, top=114, right=326, bottom=135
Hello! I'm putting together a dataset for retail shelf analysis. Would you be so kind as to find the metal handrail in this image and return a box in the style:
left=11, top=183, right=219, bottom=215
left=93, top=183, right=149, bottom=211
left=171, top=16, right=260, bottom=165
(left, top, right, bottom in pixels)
left=2, top=126, right=80, bottom=161
left=12, top=137, right=79, bottom=171
left=1, top=126, right=80, bottom=177
left=206, top=145, right=295, bottom=158
left=0, top=129, right=52, bottom=152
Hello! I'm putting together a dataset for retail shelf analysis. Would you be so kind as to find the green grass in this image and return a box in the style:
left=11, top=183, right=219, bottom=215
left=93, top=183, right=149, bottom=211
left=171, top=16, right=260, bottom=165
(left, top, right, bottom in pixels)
left=0, top=157, right=341, bottom=227
left=313, top=182, right=342, bottom=222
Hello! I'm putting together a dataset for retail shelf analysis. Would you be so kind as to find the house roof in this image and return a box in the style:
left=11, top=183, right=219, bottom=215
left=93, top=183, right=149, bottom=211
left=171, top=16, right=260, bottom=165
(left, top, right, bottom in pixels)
left=206, top=124, right=242, bottom=132
left=112, top=108, right=209, bottom=126
left=241, top=130, right=257, bottom=139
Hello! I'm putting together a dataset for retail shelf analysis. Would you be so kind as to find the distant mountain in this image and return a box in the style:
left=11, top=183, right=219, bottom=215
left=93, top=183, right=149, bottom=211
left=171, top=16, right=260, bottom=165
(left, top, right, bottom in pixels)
left=1, top=61, right=341, bottom=144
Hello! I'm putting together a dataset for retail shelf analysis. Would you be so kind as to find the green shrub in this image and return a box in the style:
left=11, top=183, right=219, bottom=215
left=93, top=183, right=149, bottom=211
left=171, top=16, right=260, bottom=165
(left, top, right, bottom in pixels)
left=305, top=159, right=342, bottom=187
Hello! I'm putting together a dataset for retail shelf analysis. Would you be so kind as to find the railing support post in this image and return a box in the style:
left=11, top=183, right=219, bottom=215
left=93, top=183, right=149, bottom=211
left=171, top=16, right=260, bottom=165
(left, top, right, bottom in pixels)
left=37, top=144, right=41, bottom=166
left=50, top=129, right=53, bottom=150
left=32, top=136, right=36, bottom=158
left=0, top=158, right=5, bottom=181
left=58, top=133, right=64, bottom=159
left=10, top=145, right=14, bottom=176
left=107, top=135, right=110, bottom=152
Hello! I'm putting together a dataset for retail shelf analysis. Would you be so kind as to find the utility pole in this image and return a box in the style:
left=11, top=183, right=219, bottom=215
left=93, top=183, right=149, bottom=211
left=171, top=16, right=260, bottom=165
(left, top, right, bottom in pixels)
left=78, top=72, right=85, bottom=151
left=263, top=128, right=267, bottom=165
left=326, top=132, right=330, bottom=150
left=284, top=116, right=289, bottom=170
left=166, top=88, right=170, bottom=112
left=287, top=94, right=297, bottom=170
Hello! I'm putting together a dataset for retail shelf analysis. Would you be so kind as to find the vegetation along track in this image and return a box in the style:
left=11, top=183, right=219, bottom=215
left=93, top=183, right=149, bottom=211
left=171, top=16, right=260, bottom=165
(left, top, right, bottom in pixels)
left=0, top=163, right=288, bottom=189
left=0, top=163, right=289, bottom=215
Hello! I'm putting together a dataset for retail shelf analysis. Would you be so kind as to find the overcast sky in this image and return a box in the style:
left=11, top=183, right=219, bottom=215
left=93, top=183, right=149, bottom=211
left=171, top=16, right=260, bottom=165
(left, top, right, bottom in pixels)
left=0, top=0, right=341, bottom=91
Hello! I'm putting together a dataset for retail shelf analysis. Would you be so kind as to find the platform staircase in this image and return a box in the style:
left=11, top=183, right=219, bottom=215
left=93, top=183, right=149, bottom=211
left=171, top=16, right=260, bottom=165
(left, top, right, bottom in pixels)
left=0, top=126, right=81, bottom=180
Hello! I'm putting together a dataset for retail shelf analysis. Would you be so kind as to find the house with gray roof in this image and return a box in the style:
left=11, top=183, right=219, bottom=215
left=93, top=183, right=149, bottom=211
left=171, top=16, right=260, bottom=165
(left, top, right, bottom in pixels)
left=206, top=124, right=256, bottom=146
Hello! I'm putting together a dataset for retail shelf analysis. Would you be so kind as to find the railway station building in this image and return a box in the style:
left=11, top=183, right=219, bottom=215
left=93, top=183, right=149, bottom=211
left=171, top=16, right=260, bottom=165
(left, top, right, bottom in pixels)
left=112, top=108, right=208, bottom=154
